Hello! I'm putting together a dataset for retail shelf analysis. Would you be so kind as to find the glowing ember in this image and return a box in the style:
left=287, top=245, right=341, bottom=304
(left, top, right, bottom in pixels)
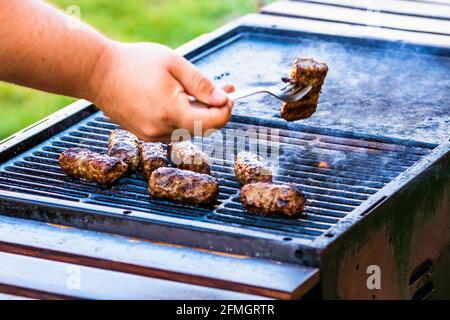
left=318, top=161, right=330, bottom=169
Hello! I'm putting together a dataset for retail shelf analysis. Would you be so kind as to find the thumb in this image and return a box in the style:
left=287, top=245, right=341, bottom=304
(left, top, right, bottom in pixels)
left=169, top=54, right=229, bottom=107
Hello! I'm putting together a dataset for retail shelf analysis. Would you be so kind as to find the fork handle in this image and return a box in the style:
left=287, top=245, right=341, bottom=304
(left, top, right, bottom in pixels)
left=228, top=88, right=265, bottom=101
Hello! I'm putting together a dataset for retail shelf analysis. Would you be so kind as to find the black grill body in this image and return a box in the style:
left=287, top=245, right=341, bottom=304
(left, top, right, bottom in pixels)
left=0, top=14, right=449, bottom=299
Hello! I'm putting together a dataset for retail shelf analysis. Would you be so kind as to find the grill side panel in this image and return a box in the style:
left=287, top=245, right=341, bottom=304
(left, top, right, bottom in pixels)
left=320, top=148, right=450, bottom=299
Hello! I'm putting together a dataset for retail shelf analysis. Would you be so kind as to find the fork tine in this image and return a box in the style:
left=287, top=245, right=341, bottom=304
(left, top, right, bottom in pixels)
left=283, top=83, right=299, bottom=94
left=279, top=85, right=312, bottom=103
left=228, top=83, right=312, bottom=103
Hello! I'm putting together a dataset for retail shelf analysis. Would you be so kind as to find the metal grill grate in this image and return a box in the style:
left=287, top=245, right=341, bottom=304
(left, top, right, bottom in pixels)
left=0, top=111, right=435, bottom=241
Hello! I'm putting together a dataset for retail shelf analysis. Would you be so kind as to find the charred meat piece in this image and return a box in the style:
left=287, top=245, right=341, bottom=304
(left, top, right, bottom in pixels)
left=149, top=167, right=219, bottom=205
left=234, top=151, right=273, bottom=185
left=108, top=129, right=140, bottom=172
left=59, top=148, right=128, bottom=184
left=240, top=183, right=306, bottom=217
left=281, top=57, right=328, bottom=121
left=139, top=142, right=168, bottom=180
left=169, top=141, right=211, bottom=174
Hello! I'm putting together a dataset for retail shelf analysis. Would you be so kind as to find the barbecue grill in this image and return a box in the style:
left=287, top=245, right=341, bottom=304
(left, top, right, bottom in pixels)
left=0, top=1, right=449, bottom=299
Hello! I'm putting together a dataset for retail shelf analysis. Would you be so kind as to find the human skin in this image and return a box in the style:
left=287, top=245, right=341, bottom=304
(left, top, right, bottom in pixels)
left=0, top=0, right=234, bottom=141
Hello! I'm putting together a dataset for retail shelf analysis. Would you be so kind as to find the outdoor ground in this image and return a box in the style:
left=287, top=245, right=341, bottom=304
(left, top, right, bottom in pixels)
left=0, top=0, right=262, bottom=140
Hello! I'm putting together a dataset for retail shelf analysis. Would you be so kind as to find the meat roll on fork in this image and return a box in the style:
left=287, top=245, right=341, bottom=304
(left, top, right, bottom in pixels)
left=59, top=148, right=128, bottom=185
left=108, top=129, right=140, bottom=172
left=281, top=57, right=328, bottom=121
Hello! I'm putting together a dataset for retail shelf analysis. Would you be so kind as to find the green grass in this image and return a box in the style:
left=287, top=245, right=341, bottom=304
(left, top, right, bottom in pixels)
left=0, top=0, right=261, bottom=140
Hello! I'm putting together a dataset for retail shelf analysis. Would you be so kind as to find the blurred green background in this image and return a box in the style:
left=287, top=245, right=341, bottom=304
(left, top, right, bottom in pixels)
left=0, top=0, right=265, bottom=140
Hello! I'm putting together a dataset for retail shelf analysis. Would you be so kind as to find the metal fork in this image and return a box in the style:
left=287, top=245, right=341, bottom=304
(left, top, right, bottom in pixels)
left=229, top=83, right=312, bottom=103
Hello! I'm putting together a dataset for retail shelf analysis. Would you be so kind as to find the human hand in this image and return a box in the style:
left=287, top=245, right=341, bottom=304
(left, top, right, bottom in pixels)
left=86, top=41, right=234, bottom=141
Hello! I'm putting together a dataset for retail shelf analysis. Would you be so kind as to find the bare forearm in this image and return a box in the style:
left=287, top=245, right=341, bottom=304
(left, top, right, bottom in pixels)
left=0, top=0, right=233, bottom=141
left=0, top=0, right=109, bottom=99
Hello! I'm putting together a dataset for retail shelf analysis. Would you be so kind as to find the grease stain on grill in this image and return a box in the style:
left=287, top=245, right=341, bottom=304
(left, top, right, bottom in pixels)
left=197, top=33, right=450, bottom=144
left=0, top=111, right=435, bottom=241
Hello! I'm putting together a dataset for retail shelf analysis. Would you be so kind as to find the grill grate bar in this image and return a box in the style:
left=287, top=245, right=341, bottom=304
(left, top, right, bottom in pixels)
left=0, top=173, right=212, bottom=218
left=210, top=156, right=398, bottom=184
left=85, top=195, right=206, bottom=218
left=318, top=136, right=431, bottom=156
left=209, top=215, right=324, bottom=237
left=225, top=122, right=430, bottom=157
left=216, top=208, right=334, bottom=231
left=302, top=212, right=340, bottom=224
left=0, top=177, right=90, bottom=199
left=303, top=207, right=347, bottom=218
left=0, top=183, right=81, bottom=202
left=275, top=169, right=385, bottom=189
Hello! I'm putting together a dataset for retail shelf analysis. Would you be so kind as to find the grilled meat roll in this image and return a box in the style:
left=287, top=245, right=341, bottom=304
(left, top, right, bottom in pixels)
left=169, top=141, right=211, bottom=174
left=281, top=57, right=328, bottom=121
left=108, top=129, right=140, bottom=172
left=234, top=151, right=273, bottom=185
left=240, top=182, right=306, bottom=217
left=139, top=142, right=168, bottom=180
left=149, top=167, right=219, bottom=205
left=59, top=148, right=128, bottom=184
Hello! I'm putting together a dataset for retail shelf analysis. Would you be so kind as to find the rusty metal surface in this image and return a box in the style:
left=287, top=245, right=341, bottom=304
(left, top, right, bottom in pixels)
left=320, top=152, right=450, bottom=299
left=195, top=29, right=450, bottom=144
left=0, top=215, right=318, bottom=299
